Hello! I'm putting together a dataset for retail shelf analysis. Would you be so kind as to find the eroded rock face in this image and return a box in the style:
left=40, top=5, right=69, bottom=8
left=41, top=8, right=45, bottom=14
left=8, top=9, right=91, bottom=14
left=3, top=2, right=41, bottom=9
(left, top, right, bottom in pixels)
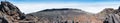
left=97, top=8, right=120, bottom=23
left=0, top=1, right=120, bottom=23
left=0, top=1, right=30, bottom=23
left=0, top=1, right=18, bottom=23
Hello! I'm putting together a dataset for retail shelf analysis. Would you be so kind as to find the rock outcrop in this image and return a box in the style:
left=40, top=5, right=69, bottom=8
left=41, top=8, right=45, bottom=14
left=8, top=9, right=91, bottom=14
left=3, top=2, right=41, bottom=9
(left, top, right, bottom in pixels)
left=0, top=1, right=36, bottom=23
left=0, top=1, right=120, bottom=23
left=97, top=8, right=120, bottom=23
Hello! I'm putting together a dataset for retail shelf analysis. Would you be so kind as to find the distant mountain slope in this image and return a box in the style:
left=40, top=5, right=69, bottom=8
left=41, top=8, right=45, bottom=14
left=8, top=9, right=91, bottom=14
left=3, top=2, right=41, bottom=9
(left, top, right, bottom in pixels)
left=26, top=6, right=120, bottom=23
left=28, top=8, right=90, bottom=17
left=26, top=8, right=101, bottom=23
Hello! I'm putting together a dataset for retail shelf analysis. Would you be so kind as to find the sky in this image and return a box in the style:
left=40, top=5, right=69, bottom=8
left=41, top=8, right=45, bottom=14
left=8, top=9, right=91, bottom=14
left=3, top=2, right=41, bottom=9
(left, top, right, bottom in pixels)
left=0, top=0, right=120, bottom=14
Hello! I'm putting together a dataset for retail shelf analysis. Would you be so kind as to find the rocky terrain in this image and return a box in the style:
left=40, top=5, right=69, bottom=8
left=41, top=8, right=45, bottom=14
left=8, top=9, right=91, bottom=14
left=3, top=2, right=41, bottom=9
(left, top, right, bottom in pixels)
left=0, top=1, right=119, bottom=23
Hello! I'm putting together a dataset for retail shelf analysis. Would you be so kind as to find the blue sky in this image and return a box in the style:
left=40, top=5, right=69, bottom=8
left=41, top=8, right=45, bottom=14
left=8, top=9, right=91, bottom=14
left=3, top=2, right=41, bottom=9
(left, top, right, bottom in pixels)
left=11, top=0, right=118, bottom=2
left=0, top=0, right=120, bottom=14
left=0, top=0, right=119, bottom=3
